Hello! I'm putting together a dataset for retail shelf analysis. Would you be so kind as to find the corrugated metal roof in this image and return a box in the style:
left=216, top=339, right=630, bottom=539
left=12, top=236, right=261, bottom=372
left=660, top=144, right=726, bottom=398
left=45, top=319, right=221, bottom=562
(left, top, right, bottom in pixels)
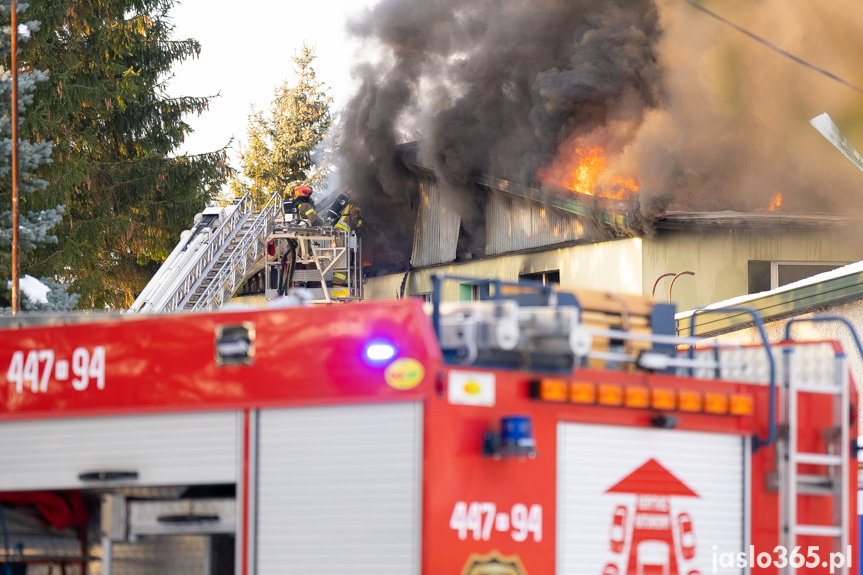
left=657, top=211, right=862, bottom=230
left=486, top=192, right=588, bottom=255
left=398, top=145, right=632, bottom=232
left=398, top=141, right=859, bottom=234
left=476, top=174, right=632, bottom=232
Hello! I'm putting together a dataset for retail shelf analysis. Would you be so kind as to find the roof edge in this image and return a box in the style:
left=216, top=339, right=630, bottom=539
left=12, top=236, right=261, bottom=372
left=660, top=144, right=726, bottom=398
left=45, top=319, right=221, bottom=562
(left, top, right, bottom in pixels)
left=676, top=269, right=863, bottom=336
left=657, top=211, right=862, bottom=230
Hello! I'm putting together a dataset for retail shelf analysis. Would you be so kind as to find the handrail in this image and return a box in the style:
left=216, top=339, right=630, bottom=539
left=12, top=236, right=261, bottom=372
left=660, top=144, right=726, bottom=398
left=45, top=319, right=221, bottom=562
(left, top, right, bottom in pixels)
left=651, top=272, right=675, bottom=298
left=667, top=271, right=694, bottom=304
left=430, top=273, right=557, bottom=341
left=783, top=316, right=863, bottom=360
left=189, top=191, right=282, bottom=311
left=688, top=307, right=776, bottom=452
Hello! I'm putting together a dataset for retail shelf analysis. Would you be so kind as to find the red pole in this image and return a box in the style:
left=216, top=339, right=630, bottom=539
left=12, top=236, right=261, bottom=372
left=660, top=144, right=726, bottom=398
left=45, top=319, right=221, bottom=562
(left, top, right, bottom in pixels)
left=10, top=0, right=20, bottom=315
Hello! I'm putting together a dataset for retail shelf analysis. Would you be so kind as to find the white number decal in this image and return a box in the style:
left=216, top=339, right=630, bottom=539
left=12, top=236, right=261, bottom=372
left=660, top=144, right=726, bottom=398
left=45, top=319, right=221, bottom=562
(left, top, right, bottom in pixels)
left=6, top=347, right=106, bottom=394
left=38, top=350, right=54, bottom=392
left=55, top=359, right=69, bottom=381
left=90, top=346, right=106, bottom=390
left=465, top=502, right=482, bottom=540
left=511, top=503, right=528, bottom=541
left=449, top=501, right=468, bottom=540
left=72, top=347, right=90, bottom=390
left=23, top=350, right=39, bottom=392
left=449, top=501, right=542, bottom=542
left=527, top=503, right=542, bottom=542
left=7, top=351, right=24, bottom=393
left=480, top=502, right=496, bottom=540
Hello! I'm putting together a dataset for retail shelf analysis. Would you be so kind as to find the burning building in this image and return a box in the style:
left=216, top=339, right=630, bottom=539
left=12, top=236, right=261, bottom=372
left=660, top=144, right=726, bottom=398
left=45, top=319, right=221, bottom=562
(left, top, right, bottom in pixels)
left=337, top=0, right=863, bottom=311
left=357, top=150, right=863, bottom=311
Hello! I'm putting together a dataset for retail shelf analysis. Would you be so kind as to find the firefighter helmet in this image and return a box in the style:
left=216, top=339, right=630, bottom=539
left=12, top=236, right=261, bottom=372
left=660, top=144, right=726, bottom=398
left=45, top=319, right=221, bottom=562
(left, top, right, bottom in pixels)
left=294, top=185, right=313, bottom=198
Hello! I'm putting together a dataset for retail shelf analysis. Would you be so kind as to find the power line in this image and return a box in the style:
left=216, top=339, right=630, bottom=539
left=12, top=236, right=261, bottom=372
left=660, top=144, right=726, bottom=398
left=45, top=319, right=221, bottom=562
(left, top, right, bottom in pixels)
left=682, top=0, right=863, bottom=95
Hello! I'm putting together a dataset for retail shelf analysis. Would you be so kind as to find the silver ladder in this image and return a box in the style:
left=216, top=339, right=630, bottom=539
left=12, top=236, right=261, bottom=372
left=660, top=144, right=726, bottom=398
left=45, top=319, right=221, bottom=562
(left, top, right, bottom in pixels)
left=777, top=345, right=851, bottom=574
left=130, top=190, right=283, bottom=313
left=184, top=191, right=282, bottom=311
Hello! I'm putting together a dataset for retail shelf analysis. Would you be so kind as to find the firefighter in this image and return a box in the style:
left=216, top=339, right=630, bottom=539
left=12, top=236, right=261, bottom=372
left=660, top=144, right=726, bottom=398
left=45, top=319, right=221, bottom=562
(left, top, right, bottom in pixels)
left=290, top=185, right=323, bottom=227
left=332, top=203, right=363, bottom=287
left=334, top=203, right=363, bottom=235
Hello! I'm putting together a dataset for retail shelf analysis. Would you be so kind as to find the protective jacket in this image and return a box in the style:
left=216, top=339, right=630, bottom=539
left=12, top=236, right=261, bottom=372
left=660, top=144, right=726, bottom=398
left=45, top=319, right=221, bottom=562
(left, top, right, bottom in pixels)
left=332, top=203, right=362, bottom=287
left=295, top=197, right=323, bottom=226
left=334, top=203, right=363, bottom=233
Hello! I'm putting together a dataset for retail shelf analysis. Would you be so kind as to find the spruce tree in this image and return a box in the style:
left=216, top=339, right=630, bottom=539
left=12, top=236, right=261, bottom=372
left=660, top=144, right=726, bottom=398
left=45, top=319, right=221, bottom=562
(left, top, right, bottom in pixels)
left=0, top=0, right=79, bottom=312
left=234, top=44, right=333, bottom=205
left=17, top=0, right=232, bottom=309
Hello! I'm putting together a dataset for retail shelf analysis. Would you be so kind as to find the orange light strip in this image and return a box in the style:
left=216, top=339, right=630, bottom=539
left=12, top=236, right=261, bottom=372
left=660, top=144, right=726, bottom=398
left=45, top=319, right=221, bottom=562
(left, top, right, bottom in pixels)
left=531, top=378, right=752, bottom=416
left=570, top=382, right=596, bottom=404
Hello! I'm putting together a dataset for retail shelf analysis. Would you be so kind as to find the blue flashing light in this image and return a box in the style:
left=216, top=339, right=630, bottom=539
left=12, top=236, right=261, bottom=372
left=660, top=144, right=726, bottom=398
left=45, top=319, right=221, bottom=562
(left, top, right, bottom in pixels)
left=500, top=415, right=536, bottom=448
left=364, top=341, right=397, bottom=363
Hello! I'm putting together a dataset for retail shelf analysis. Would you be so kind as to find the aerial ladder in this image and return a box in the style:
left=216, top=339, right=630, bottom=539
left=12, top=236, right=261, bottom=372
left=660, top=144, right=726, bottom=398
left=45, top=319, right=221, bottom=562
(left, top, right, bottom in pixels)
left=129, top=190, right=361, bottom=313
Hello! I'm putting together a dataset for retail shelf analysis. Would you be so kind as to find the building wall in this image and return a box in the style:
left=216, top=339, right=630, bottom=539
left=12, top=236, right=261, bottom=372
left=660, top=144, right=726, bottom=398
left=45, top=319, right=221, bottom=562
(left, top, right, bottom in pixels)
left=699, top=299, right=863, bottom=429
left=364, top=238, right=643, bottom=301
left=642, top=227, right=863, bottom=312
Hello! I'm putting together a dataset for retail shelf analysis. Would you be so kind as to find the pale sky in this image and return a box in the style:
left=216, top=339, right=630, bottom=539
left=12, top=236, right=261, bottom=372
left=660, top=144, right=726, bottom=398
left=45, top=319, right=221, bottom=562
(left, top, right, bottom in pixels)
left=167, top=0, right=379, bottom=164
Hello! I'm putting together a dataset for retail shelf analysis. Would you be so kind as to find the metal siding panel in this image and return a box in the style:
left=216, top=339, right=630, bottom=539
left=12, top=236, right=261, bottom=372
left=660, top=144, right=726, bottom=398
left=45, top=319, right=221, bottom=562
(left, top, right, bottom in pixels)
left=412, top=179, right=460, bottom=267
left=557, top=423, right=744, bottom=574
left=0, top=412, right=239, bottom=490
left=257, top=402, right=421, bottom=575
left=486, top=193, right=513, bottom=254
left=486, top=192, right=586, bottom=256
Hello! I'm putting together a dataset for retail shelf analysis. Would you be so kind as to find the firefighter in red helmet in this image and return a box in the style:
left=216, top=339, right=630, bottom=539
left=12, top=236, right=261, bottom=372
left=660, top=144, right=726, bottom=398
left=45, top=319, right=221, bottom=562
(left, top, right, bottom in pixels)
left=290, top=185, right=323, bottom=227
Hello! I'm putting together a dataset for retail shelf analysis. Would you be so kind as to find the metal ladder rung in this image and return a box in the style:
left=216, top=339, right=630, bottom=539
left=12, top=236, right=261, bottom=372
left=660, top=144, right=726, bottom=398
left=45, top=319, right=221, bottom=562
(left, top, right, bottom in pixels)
left=778, top=345, right=850, bottom=573
left=795, top=524, right=843, bottom=537
left=796, top=473, right=834, bottom=495
left=795, top=452, right=842, bottom=466
left=795, top=383, right=843, bottom=395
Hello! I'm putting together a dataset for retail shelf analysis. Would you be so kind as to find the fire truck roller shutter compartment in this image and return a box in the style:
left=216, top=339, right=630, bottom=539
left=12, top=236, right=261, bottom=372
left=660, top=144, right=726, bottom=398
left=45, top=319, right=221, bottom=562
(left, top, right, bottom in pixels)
left=557, top=423, right=745, bottom=575
left=0, top=411, right=239, bottom=490
left=256, top=402, right=422, bottom=575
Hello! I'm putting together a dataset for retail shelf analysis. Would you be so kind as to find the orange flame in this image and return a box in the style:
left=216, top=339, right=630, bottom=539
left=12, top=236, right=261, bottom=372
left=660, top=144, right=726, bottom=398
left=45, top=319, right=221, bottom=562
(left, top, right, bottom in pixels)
left=768, top=190, right=782, bottom=211
left=538, top=139, right=638, bottom=200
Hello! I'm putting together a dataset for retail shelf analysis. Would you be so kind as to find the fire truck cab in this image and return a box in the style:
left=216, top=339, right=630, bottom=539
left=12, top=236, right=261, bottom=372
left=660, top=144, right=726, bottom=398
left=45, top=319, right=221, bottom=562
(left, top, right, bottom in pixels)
left=0, top=278, right=858, bottom=574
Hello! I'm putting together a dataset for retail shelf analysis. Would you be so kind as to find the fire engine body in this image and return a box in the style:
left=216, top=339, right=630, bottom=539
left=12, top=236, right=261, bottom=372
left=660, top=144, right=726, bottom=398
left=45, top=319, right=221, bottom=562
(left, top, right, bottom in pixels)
left=0, top=289, right=858, bottom=574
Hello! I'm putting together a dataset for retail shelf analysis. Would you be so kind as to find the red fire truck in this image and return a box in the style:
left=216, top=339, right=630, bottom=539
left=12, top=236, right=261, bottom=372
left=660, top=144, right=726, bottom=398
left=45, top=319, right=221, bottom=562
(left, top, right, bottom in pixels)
left=0, top=278, right=858, bottom=575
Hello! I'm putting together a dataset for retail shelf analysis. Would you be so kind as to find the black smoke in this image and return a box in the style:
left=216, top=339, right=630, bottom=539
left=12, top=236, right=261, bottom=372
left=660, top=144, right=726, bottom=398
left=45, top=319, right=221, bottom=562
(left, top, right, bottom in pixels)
left=338, top=0, right=663, bottom=246
left=338, top=0, right=863, bottom=244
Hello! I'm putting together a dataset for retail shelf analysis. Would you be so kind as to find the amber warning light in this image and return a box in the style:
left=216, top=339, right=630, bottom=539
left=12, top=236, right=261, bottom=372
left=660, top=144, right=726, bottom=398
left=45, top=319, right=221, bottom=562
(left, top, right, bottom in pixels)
left=530, top=379, right=754, bottom=416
